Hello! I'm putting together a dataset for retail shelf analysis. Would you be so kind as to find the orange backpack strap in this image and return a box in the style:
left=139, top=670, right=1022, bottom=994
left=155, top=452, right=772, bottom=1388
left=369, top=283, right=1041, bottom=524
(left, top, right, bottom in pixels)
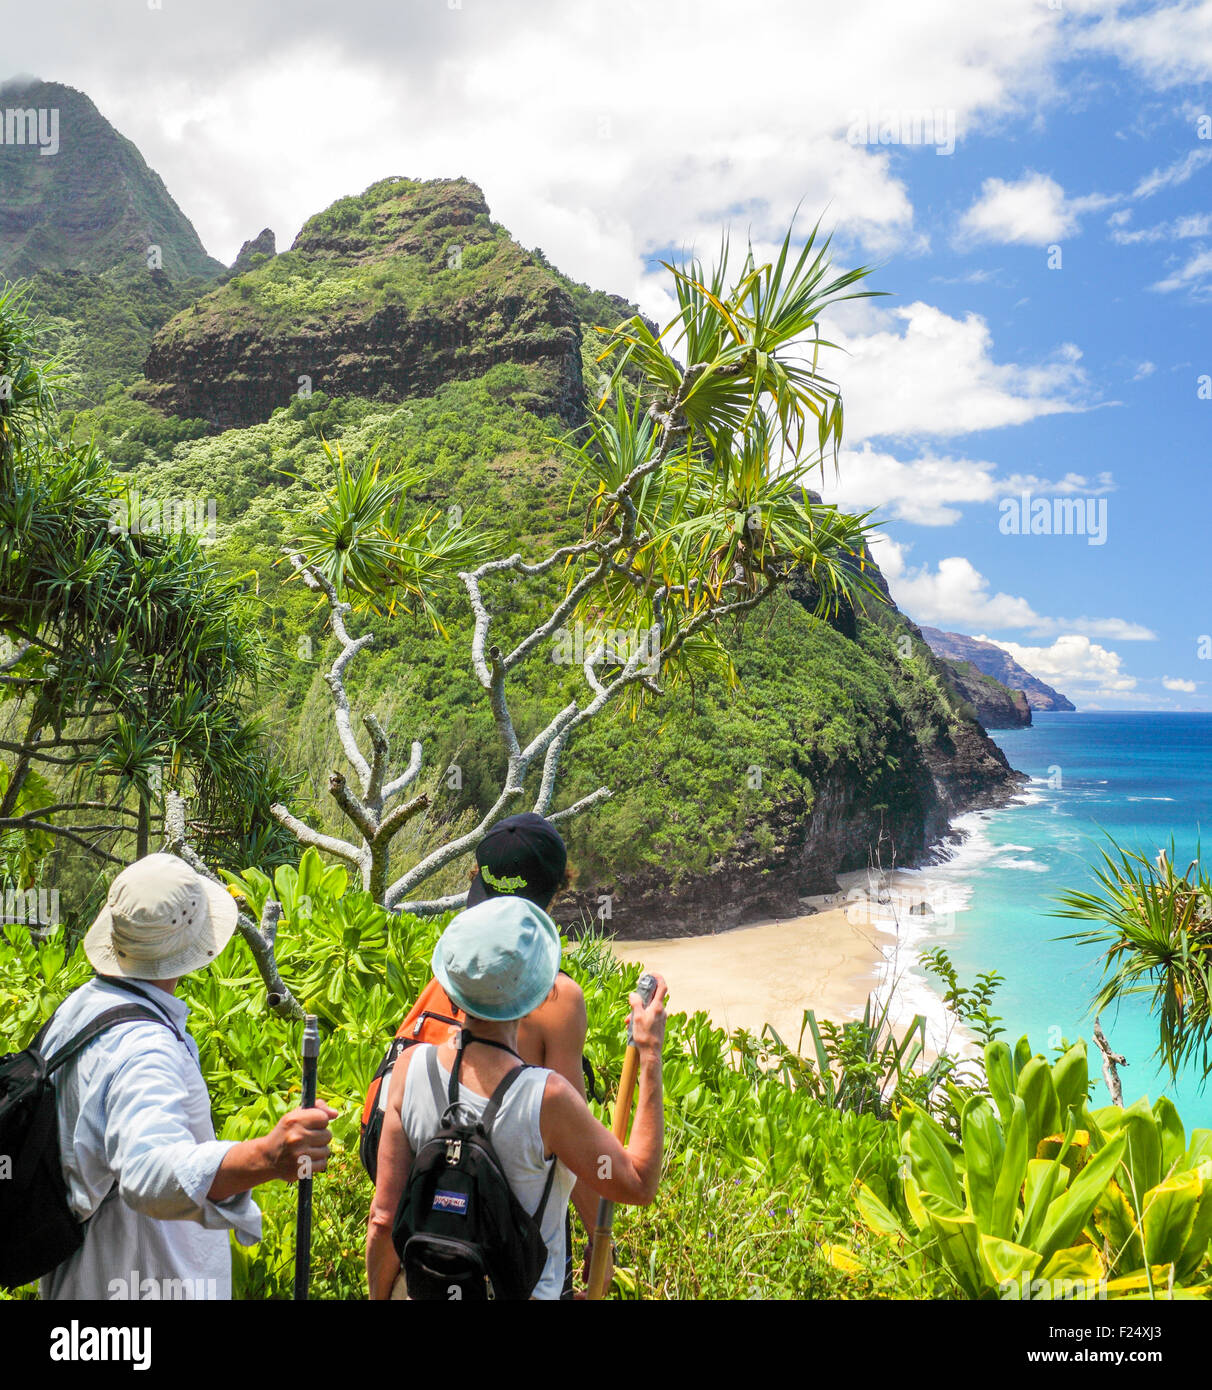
left=397, top=977, right=464, bottom=1046
left=359, top=978, right=465, bottom=1181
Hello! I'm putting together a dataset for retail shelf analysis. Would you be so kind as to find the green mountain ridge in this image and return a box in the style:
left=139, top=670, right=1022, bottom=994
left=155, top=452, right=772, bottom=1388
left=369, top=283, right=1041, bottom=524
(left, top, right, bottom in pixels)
left=0, top=79, right=225, bottom=282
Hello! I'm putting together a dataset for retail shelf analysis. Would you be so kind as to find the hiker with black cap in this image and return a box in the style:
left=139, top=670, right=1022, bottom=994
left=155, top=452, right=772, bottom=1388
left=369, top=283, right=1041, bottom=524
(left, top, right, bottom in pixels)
left=364, top=811, right=606, bottom=1291
left=30, top=853, right=336, bottom=1300
left=465, top=813, right=587, bottom=1091
left=365, top=895, right=666, bottom=1300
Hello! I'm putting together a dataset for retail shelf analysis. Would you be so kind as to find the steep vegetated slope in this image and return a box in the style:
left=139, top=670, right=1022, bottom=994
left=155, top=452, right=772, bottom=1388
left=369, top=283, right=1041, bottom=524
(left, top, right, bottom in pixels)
left=0, top=79, right=224, bottom=282
left=80, top=375, right=1024, bottom=937
left=0, top=80, right=226, bottom=409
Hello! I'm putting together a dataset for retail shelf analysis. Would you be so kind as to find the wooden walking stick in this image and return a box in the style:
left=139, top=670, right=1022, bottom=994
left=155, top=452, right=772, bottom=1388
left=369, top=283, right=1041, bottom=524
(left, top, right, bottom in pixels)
left=293, top=1014, right=319, bottom=1301
left=586, top=972, right=657, bottom=1301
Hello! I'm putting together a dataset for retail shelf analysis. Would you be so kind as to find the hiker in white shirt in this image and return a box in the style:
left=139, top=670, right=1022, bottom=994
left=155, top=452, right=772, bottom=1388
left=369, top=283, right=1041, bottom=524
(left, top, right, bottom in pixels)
left=39, top=853, right=336, bottom=1301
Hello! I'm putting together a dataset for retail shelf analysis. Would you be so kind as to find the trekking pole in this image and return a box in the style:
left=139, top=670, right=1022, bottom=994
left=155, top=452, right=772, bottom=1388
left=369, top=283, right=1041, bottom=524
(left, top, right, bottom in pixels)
left=293, top=1014, right=319, bottom=1301
left=586, top=972, right=657, bottom=1301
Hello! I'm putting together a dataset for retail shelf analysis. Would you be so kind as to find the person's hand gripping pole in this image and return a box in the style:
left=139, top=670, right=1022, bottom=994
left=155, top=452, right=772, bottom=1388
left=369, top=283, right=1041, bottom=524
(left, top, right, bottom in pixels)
left=293, top=1014, right=319, bottom=1301
left=586, top=971, right=658, bottom=1301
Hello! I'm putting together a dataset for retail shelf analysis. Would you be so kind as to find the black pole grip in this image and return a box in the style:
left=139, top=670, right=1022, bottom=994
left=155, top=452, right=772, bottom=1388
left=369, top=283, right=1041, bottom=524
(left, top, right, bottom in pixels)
left=293, top=1015, right=319, bottom=1302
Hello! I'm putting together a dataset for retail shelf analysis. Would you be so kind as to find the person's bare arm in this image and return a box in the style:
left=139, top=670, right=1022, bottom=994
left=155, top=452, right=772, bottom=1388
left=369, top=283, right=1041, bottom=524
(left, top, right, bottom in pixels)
left=366, top=1050, right=416, bottom=1300
left=525, top=976, right=599, bottom=1235
left=208, top=1102, right=337, bottom=1202
left=540, top=979, right=666, bottom=1206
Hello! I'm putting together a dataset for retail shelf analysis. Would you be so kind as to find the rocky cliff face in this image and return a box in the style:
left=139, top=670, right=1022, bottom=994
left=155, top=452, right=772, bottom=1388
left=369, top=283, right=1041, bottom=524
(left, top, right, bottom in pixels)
left=934, top=657, right=1032, bottom=728
left=554, top=713, right=1024, bottom=940
left=919, top=626, right=1075, bottom=711
left=136, top=177, right=586, bottom=430
left=228, top=228, right=276, bottom=277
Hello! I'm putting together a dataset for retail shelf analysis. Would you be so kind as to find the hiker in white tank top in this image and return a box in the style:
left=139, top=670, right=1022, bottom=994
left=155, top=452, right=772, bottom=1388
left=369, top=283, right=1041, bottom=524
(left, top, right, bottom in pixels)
left=398, top=1042, right=577, bottom=1300
left=366, top=897, right=667, bottom=1300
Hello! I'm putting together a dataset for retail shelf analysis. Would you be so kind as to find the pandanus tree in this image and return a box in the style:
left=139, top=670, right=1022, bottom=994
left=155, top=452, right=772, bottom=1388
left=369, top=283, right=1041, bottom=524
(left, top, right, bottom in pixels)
left=1056, top=837, right=1212, bottom=1082
left=268, top=219, right=887, bottom=934
left=0, top=283, right=296, bottom=916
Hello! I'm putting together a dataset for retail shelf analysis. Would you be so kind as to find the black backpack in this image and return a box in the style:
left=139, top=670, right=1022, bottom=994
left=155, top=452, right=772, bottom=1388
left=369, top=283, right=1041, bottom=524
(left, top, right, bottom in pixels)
left=0, top=981, right=182, bottom=1290
left=391, top=1034, right=557, bottom=1301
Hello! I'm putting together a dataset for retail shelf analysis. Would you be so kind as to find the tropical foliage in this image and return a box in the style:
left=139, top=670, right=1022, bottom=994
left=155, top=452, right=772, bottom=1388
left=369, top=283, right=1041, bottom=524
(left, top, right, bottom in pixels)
left=849, top=1034, right=1212, bottom=1298
left=1056, top=836, right=1212, bottom=1078
left=0, top=287, right=296, bottom=917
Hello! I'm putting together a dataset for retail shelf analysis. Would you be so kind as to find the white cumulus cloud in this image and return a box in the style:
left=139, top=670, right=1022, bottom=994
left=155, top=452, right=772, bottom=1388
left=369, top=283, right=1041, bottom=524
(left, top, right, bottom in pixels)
left=825, top=300, right=1091, bottom=443
left=869, top=539, right=1155, bottom=642
left=981, top=634, right=1138, bottom=693
left=957, top=171, right=1115, bottom=247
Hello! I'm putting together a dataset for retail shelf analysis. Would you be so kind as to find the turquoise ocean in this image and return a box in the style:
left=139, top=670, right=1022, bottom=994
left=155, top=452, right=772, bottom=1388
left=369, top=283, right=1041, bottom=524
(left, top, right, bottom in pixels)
left=909, top=712, right=1211, bottom=1125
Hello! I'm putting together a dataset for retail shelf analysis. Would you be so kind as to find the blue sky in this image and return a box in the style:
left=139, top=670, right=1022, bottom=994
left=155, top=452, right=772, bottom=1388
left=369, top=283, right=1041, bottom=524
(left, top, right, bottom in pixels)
left=8, top=0, right=1212, bottom=708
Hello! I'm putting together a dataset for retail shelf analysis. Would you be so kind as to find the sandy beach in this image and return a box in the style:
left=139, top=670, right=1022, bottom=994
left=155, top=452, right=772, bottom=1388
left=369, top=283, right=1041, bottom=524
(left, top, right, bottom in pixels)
left=610, top=873, right=978, bottom=1059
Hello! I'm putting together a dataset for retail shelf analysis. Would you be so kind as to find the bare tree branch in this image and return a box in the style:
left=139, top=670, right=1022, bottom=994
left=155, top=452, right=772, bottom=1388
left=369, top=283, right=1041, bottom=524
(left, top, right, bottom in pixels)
left=268, top=801, right=364, bottom=869
left=1093, top=1015, right=1127, bottom=1107
left=164, top=791, right=302, bottom=1019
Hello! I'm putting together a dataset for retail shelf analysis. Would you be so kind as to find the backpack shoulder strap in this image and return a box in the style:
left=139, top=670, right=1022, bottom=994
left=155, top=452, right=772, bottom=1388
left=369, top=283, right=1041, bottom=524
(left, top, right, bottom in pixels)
left=44, top=1005, right=182, bottom=1076
left=479, top=1065, right=527, bottom=1135
left=95, top=976, right=183, bottom=1034
left=532, top=1146, right=558, bottom=1227
left=423, top=1044, right=448, bottom=1118
left=484, top=1063, right=558, bottom=1226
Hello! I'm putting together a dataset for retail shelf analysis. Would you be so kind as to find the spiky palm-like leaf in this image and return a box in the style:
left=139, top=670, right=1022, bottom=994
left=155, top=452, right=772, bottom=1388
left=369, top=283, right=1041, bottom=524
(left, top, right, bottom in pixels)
left=1055, top=836, right=1212, bottom=1079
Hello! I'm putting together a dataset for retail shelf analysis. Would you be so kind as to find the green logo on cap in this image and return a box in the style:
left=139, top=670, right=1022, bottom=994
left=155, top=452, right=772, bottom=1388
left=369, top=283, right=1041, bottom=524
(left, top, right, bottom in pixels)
left=480, top=865, right=529, bottom=894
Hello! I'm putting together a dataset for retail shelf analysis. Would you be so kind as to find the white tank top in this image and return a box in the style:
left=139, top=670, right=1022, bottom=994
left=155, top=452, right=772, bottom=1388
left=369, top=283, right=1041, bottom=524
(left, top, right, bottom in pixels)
left=399, top=1043, right=577, bottom=1300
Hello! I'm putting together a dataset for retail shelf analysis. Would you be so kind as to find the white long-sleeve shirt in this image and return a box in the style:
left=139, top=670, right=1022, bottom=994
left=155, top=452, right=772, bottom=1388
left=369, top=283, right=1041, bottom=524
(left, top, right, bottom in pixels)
left=37, top=977, right=261, bottom=1301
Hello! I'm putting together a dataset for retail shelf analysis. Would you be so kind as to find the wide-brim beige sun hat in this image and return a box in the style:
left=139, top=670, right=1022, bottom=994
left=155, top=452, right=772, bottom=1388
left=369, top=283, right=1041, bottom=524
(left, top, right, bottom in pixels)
left=84, top=852, right=239, bottom=981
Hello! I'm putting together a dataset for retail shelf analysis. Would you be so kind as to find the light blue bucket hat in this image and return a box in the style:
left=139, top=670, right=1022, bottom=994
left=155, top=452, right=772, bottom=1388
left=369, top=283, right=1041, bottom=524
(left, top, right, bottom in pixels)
left=432, top=896, right=562, bottom=1022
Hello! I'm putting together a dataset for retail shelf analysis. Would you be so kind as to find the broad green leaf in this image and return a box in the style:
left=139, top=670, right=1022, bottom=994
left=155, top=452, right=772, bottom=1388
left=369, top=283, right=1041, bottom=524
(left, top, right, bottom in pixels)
left=1153, top=1096, right=1187, bottom=1177
left=1013, top=1035, right=1034, bottom=1074
left=992, top=1096, right=1029, bottom=1241
left=978, top=1234, right=1040, bottom=1290
left=1142, top=1170, right=1201, bottom=1268
left=1038, top=1134, right=1128, bottom=1265
left=903, top=1107, right=963, bottom=1208
left=961, top=1096, right=1004, bottom=1237
left=1117, top=1098, right=1162, bottom=1201
left=1016, top=1056, right=1060, bottom=1155
left=1093, top=1178, right=1144, bottom=1274
left=985, top=1039, right=1015, bottom=1123
left=920, top=1196, right=983, bottom=1297
left=1177, top=1175, right=1212, bottom=1281
left=1021, top=1158, right=1070, bottom=1252
left=1051, top=1042, right=1089, bottom=1119
left=1185, top=1130, right=1212, bottom=1170
left=855, top=1181, right=905, bottom=1238
left=1037, top=1243, right=1106, bottom=1295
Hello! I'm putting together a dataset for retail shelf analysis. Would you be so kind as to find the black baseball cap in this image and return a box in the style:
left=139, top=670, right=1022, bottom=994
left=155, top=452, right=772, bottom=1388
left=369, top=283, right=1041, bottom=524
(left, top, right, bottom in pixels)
left=467, top=812, right=567, bottom=909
